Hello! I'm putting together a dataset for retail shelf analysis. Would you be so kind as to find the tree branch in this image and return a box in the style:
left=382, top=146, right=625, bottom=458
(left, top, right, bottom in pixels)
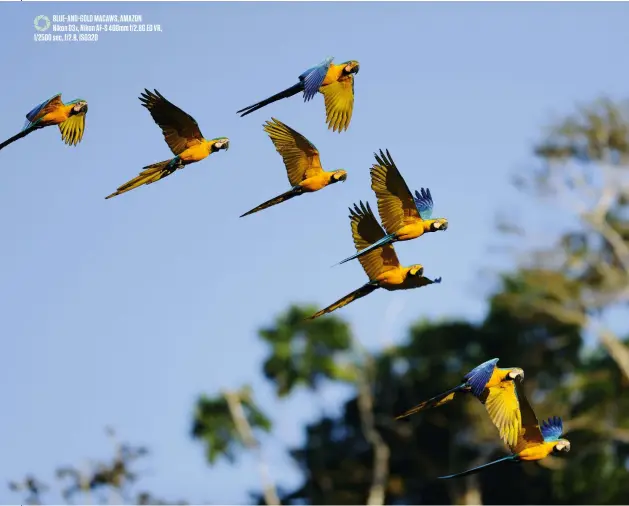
left=516, top=153, right=629, bottom=381
left=354, top=352, right=390, bottom=506
left=598, top=327, right=629, bottom=381
left=222, top=390, right=280, bottom=506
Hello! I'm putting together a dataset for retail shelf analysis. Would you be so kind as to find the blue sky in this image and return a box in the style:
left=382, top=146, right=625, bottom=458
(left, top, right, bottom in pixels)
left=1, top=1, right=628, bottom=504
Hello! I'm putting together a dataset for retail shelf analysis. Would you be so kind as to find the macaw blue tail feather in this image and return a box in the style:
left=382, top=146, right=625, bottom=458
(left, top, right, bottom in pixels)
left=335, top=233, right=396, bottom=266
left=237, top=83, right=303, bottom=117
left=105, top=157, right=180, bottom=199
left=240, top=186, right=303, bottom=217
left=438, top=456, right=517, bottom=479
left=395, top=383, right=466, bottom=420
left=307, top=282, right=379, bottom=320
left=0, top=125, right=37, bottom=152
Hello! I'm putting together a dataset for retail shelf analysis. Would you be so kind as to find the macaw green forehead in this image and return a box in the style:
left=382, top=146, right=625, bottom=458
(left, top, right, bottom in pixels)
left=211, top=137, right=229, bottom=141
left=341, top=60, right=359, bottom=65
left=67, top=98, right=87, bottom=104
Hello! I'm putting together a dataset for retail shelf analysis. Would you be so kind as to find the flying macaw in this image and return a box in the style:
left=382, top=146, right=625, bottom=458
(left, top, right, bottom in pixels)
left=0, top=93, right=88, bottom=152
left=240, top=118, right=347, bottom=217
left=438, top=379, right=571, bottom=479
left=308, top=201, right=441, bottom=320
left=337, top=149, right=448, bottom=266
left=236, top=57, right=360, bottom=133
left=396, top=358, right=525, bottom=448
left=105, top=89, right=229, bottom=199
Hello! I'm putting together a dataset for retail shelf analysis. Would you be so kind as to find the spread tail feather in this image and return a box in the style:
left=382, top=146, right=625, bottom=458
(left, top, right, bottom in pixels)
left=395, top=384, right=466, bottom=420
left=336, top=233, right=396, bottom=266
left=307, top=283, right=379, bottom=320
left=105, top=158, right=178, bottom=199
left=0, top=125, right=37, bottom=151
left=240, top=187, right=302, bottom=217
left=438, top=456, right=517, bottom=479
left=237, top=83, right=303, bottom=117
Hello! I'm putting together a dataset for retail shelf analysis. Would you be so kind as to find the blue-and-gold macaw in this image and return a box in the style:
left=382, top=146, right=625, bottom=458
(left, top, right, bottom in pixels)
left=105, top=89, right=229, bottom=199
left=308, top=201, right=441, bottom=320
left=396, top=358, right=524, bottom=448
left=0, top=93, right=88, bottom=152
left=337, top=149, right=448, bottom=265
left=237, top=57, right=360, bottom=132
left=439, top=379, right=571, bottom=479
left=240, top=118, right=347, bottom=217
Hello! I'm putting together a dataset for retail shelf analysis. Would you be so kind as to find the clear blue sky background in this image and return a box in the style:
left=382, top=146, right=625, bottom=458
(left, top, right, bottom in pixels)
left=1, top=1, right=628, bottom=504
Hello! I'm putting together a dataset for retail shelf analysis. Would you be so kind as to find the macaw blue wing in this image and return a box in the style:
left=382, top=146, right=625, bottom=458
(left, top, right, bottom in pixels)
left=299, top=56, right=333, bottom=102
left=23, top=93, right=62, bottom=130
left=540, top=416, right=563, bottom=441
left=463, top=358, right=499, bottom=398
left=413, top=187, right=434, bottom=220
left=25, top=93, right=62, bottom=122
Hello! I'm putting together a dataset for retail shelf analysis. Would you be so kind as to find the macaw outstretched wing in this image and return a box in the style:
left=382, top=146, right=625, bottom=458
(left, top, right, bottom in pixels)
left=481, top=380, right=523, bottom=449
left=512, top=378, right=545, bottom=454
left=463, top=358, right=499, bottom=397
left=263, top=118, right=322, bottom=186
left=139, top=89, right=204, bottom=155
left=349, top=200, right=400, bottom=281
left=299, top=56, right=334, bottom=102
left=320, top=74, right=354, bottom=133
left=370, top=149, right=422, bottom=234
left=540, top=416, right=564, bottom=442
left=23, top=93, right=64, bottom=128
left=414, top=188, right=434, bottom=220
left=58, top=112, right=87, bottom=146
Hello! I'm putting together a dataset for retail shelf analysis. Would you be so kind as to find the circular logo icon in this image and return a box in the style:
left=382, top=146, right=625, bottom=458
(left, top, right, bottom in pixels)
left=34, top=15, right=51, bottom=32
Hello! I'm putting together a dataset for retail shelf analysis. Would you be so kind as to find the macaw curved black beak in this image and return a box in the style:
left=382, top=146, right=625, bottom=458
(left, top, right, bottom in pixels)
left=81, top=104, right=88, bottom=113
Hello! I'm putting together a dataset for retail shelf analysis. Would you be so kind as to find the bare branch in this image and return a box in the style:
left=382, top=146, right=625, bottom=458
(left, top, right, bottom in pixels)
left=583, top=213, right=629, bottom=275
left=353, top=349, right=390, bottom=506
left=510, top=123, right=629, bottom=381
left=598, top=328, right=629, bottom=381
left=566, top=412, right=629, bottom=443
left=223, top=390, right=280, bottom=506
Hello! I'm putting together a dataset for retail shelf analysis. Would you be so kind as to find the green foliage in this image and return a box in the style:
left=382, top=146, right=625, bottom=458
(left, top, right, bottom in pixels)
left=535, top=97, right=629, bottom=163
left=271, top=276, right=629, bottom=504
left=259, top=304, right=356, bottom=396
left=191, top=385, right=272, bottom=465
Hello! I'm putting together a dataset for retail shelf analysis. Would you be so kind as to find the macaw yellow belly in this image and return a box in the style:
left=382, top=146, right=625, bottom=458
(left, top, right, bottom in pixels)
left=376, top=268, right=407, bottom=288
left=39, top=107, right=71, bottom=127
left=321, top=65, right=345, bottom=87
left=518, top=442, right=555, bottom=461
left=299, top=173, right=331, bottom=192
left=395, top=221, right=430, bottom=241
left=179, top=142, right=210, bottom=164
